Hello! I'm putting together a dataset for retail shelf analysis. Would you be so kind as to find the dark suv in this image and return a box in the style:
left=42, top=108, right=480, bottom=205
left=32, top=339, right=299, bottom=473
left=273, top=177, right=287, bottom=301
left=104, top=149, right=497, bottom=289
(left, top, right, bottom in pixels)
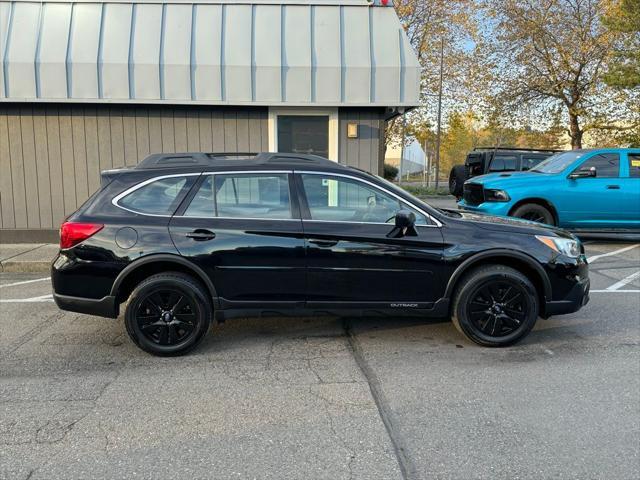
left=52, top=152, right=590, bottom=356
left=449, top=148, right=563, bottom=198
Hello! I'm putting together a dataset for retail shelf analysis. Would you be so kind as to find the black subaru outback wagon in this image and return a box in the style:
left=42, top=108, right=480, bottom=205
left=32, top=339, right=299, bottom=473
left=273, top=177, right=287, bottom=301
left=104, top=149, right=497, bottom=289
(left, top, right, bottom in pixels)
left=52, top=152, right=590, bottom=356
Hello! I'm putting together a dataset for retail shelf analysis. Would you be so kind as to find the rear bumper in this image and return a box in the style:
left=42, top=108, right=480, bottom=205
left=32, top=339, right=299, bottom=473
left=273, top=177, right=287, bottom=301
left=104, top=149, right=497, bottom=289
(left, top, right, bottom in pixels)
left=544, top=277, right=590, bottom=317
left=53, top=293, right=118, bottom=318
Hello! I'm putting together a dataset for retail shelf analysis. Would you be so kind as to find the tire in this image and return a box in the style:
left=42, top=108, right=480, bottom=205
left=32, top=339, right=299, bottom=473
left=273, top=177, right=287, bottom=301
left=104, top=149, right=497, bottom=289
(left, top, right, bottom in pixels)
left=449, top=165, right=466, bottom=199
left=451, top=265, right=539, bottom=347
left=511, top=203, right=555, bottom=226
left=124, top=272, right=212, bottom=356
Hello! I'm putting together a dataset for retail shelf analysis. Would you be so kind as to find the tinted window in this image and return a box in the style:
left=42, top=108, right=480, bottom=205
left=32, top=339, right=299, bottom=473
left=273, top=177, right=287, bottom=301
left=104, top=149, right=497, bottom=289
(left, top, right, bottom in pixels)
left=488, top=155, right=517, bottom=172
left=532, top=151, right=581, bottom=173
left=629, top=154, right=640, bottom=178
left=185, top=173, right=292, bottom=219
left=577, top=153, right=620, bottom=178
left=301, top=174, right=427, bottom=224
left=118, top=176, right=192, bottom=215
left=522, top=156, right=545, bottom=171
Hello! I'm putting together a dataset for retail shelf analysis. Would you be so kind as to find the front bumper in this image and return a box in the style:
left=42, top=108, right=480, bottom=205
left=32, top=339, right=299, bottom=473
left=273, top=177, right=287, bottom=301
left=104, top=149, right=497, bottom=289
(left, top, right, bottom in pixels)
left=457, top=199, right=513, bottom=216
left=53, top=293, right=119, bottom=318
left=543, top=265, right=590, bottom=318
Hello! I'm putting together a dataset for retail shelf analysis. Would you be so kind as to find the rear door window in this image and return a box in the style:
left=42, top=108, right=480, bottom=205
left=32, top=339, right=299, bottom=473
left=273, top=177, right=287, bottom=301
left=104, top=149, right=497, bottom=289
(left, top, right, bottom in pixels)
left=629, top=154, right=640, bottom=178
left=117, top=175, right=195, bottom=215
left=184, top=173, right=292, bottom=219
left=488, top=155, right=517, bottom=172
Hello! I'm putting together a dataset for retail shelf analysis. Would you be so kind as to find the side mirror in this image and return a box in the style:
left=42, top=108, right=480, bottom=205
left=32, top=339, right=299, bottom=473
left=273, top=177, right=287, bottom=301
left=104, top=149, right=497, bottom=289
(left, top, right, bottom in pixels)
left=387, top=210, right=417, bottom=238
left=569, top=166, right=596, bottom=179
left=395, top=210, right=416, bottom=228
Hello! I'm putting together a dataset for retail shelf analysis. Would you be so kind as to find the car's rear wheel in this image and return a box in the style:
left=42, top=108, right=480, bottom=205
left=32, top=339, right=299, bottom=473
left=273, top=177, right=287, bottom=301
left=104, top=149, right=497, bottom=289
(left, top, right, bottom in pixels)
left=511, top=203, right=555, bottom=225
left=449, top=165, right=466, bottom=199
left=452, top=265, right=539, bottom=347
left=124, top=272, right=211, bottom=356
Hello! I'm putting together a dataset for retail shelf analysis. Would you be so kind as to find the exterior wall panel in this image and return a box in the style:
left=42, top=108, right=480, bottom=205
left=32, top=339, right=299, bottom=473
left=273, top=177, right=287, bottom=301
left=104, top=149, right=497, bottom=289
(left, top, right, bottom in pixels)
left=68, top=3, right=102, bottom=99
left=38, top=3, right=72, bottom=99
left=338, top=108, right=385, bottom=176
left=131, top=4, right=162, bottom=99
left=0, top=104, right=268, bottom=231
left=4, top=2, right=40, bottom=98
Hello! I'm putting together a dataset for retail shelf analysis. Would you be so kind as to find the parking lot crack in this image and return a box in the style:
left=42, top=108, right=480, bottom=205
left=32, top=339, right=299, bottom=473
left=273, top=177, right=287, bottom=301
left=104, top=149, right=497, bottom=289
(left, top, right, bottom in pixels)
left=342, top=318, right=416, bottom=480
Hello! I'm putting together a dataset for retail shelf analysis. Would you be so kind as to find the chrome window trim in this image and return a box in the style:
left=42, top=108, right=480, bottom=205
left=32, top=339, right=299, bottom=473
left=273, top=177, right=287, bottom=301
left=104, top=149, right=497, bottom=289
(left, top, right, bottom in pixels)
left=112, top=169, right=443, bottom=228
left=297, top=170, right=443, bottom=227
left=112, top=173, right=202, bottom=217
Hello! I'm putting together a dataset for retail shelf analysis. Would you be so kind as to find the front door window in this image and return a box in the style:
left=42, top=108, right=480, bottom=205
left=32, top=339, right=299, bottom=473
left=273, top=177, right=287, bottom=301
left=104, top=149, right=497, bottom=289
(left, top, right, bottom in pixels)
left=277, top=115, right=329, bottom=158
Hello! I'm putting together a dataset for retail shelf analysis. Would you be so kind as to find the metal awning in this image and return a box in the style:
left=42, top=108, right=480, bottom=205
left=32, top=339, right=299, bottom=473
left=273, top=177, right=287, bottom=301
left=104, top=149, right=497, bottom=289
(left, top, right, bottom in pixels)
left=0, top=0, right=420, bottom=107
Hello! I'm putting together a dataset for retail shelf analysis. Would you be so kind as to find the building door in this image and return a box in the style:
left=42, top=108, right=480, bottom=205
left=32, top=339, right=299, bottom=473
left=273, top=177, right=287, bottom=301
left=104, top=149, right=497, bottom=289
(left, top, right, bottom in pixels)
left=277, top=115, right=329, bottom=158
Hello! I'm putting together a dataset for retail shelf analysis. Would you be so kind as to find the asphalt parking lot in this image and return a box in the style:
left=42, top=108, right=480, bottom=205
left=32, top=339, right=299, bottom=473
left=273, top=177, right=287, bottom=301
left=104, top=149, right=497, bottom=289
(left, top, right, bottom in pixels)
left=1, top=241, right=638, bottom=480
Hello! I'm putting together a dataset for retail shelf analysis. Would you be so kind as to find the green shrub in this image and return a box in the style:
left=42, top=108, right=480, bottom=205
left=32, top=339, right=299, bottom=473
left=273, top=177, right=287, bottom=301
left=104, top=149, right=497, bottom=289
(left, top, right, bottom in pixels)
left=383, top=163, right=399, bottom=180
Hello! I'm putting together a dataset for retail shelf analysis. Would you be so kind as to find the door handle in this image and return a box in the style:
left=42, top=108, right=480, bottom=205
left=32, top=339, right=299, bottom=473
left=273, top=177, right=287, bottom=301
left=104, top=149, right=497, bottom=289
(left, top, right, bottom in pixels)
left=309, top=239, right=338, bottom=248
left=185, top=229, right=216, bottom=241
left=606, top=185, right=620, bottom=189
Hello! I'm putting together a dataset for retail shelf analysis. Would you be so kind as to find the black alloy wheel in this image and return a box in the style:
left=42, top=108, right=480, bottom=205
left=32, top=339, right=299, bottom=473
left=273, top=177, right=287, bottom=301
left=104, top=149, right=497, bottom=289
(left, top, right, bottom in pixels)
left=136, top=290, right=197, bottom=346
left=511, top=203, right=555, bottom=226
left=452, top=265, right=539, bottom=347
left=467, top=281, right=528, bottom=337
left=124, top=273, right=211, bottom=356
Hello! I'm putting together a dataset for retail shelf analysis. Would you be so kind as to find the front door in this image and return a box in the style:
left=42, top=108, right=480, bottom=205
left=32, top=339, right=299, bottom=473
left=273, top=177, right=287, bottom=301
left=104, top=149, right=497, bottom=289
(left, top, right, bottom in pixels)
left=169, top=171, right=306, bottom=307
left=295, top=172, right=444, bottom=309
left=559, top=152, right=626, bottom=228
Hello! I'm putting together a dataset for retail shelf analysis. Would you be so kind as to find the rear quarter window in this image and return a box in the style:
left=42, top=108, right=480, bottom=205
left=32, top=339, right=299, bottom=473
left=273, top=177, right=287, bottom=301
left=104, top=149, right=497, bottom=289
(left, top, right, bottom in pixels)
left=117, top=175, right=196, bottom=215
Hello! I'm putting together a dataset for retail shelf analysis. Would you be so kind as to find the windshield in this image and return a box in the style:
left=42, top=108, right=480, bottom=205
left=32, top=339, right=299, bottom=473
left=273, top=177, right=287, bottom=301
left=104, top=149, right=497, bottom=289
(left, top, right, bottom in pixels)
left=531, top=151, right=583, bottom=174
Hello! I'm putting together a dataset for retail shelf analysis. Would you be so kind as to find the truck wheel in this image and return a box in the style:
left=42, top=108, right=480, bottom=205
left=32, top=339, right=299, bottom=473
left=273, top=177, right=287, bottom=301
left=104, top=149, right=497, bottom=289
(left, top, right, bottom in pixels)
left=511, top=203, right=555, bottom=225
left=452, top=265, right=539, bottom=347
left=124, top=272, right=212, bottom=356
left=449, top=165, right=466, bottom=199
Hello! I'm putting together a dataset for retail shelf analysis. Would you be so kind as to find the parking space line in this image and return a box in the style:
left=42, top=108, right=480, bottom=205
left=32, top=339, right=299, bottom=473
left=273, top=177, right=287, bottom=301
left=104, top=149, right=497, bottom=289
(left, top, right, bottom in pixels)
left=0, top=277, right=51, bottom=288
left=0, top=294, right=53, bottom=303
left=587, top=244, right=639, bottom=263
left=591, top=289, right=640, bottom=293
left=604, top=270, right=640, bottom=292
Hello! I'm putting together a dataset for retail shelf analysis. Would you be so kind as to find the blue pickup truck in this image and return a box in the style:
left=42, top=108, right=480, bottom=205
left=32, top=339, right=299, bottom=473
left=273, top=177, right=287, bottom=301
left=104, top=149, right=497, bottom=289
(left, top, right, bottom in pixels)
left=458, top=148, right=640, bottom=232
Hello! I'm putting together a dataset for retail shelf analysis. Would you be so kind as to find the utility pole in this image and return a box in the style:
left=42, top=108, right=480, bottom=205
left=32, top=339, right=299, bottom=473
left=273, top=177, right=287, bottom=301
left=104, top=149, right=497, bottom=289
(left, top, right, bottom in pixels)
left=434, top=35, right=444, bottom=191
left=399, top=111, right=406, bottom=186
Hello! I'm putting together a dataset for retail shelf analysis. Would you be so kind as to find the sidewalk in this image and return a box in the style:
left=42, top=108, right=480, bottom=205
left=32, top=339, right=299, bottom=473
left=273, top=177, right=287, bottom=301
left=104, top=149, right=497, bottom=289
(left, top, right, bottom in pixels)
left=0, top=244, right=57, bottom=273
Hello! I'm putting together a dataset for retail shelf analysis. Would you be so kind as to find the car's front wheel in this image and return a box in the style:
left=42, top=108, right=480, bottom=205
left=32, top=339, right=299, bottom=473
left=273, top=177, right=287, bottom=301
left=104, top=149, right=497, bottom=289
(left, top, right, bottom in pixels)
left=452, top=265, right=539, bottom=347
left=511, top=203, right=555, bottom=225
left=124, top=272, right=212, bottom=356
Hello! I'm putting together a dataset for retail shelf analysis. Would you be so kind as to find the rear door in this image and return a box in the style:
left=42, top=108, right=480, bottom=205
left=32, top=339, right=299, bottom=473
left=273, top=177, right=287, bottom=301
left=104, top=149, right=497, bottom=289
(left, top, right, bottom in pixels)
left=619, top=152, right=640, bottom=228
left=169, top=171, right=306, bottom=307
left=295, top=171, right=444, bottom=310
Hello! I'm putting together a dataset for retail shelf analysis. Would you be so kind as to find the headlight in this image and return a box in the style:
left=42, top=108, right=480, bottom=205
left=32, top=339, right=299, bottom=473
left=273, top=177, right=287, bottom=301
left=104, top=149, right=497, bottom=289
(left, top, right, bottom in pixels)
left=484, top=189, right=510, bottom=202
left=535, top=235, right=580, bottom=258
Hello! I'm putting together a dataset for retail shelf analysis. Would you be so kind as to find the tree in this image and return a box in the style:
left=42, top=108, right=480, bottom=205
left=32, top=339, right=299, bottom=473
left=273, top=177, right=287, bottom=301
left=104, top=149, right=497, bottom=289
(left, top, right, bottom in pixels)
left=483, top=0, right=621, bottom=149
left=603, top=0, right=640, bottom=88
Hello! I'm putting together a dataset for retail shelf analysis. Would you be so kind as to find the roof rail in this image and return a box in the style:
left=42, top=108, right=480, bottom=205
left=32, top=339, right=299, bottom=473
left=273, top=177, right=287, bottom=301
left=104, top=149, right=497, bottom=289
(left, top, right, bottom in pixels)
left=472, top=147, right=564, bottom=153
left=134, top=151, right=340, bottom=169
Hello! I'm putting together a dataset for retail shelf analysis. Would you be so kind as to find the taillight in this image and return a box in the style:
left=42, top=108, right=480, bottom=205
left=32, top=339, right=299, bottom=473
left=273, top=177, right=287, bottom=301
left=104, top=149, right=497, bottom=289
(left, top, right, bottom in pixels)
left=59, top=222, right=104, bottom=249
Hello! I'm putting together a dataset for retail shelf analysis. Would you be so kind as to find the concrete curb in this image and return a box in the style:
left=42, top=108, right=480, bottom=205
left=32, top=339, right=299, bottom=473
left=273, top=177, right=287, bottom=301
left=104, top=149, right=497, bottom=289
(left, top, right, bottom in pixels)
left=0, top=261, right=52, bottom=273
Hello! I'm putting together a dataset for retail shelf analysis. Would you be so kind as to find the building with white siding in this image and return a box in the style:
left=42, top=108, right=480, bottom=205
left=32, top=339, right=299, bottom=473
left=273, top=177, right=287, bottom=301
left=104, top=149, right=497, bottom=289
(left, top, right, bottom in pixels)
left=0, top=0, right=420, bottom=240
